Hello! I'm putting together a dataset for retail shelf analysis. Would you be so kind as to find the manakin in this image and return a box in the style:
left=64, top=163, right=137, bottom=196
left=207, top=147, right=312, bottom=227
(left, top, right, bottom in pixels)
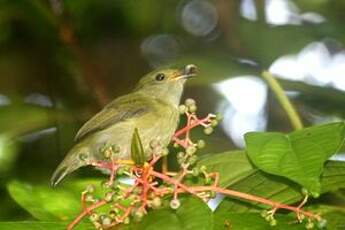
left=51, top=64, right=197, bottom=186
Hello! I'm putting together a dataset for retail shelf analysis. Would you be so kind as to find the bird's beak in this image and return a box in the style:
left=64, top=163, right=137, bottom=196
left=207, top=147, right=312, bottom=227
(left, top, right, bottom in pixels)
left=173, top=64, right=198, bottom=80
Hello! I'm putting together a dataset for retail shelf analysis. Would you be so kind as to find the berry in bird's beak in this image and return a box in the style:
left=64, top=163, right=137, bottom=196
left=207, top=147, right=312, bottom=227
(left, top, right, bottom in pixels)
left=172, top=64, right=197, bottom=80
left=184, top=64, right=197, bottom=77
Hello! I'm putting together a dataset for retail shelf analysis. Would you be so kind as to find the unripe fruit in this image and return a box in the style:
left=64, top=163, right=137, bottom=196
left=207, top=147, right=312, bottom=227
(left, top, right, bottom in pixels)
left=204, top=127, right=214, bottom=135
left=178, top=105, right=187, bottom=114
left=170, top=199, right=181, bottom=209
left=185, top=98, right=196, bottom=107
left=197, top=139, right=206, bottom=149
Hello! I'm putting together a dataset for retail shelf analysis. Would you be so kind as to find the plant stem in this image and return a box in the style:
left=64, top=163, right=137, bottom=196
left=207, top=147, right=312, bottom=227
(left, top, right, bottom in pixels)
left=192, top=186, right=320, bottom=220
left=67, top=200, right=107, bottom=230
left=150, top=170, right=320, bottom=221
left=261, top=71, right=303, bottom=130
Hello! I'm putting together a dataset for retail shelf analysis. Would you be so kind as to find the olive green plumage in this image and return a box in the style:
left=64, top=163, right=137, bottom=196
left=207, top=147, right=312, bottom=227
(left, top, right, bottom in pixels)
left=51, top=65, right=197, bottom=186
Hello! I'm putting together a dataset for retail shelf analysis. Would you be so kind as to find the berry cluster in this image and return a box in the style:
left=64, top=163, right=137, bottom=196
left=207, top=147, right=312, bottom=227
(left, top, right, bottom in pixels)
left=68, top=99, right=220, bottom=230
left=67, top=99, right=323, bottom=230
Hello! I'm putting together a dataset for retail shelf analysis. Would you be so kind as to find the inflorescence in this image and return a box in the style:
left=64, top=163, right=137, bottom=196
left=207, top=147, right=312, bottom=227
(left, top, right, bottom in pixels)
left=67, top=99, right=324, bottom=230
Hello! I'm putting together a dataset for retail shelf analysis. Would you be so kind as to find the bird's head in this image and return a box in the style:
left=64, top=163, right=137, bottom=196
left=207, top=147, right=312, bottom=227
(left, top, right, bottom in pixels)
left=134, top=64, right=197, bottom=106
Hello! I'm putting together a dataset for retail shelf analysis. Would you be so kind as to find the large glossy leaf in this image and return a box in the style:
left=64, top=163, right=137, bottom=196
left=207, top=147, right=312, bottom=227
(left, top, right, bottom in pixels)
left=6, top=179, right=101, bottom=221
left=199, top=151, right=345, bottom=211
left=215, top=160, right=345, bottom=213
left=197, top=150, right=255, bottom=187
left=119, top=197, right=213, bottom=230
left=245, top=122, right=345, bottom=195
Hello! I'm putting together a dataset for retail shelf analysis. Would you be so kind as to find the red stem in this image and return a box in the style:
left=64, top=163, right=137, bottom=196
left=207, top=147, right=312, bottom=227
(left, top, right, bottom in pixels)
left=67, top=200, right=107, bottom=230
left=174, top=116, right=209, bottom=138
left=149, top=171, right=320, bottom=221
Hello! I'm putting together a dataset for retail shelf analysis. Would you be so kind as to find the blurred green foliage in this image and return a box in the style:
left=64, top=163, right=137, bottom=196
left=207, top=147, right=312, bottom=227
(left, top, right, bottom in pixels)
left=0, top=0, right=344, bottom=226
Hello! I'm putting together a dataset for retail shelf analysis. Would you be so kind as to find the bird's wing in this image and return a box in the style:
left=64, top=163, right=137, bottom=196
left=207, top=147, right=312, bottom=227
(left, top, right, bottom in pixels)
left=74, top=95, right=152, bottom=142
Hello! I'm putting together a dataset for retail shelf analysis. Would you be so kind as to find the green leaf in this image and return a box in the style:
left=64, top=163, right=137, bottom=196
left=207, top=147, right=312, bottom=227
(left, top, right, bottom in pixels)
left=199, top=151, right=345, bottom=212
left=6, top=179, right=101, bottom=221
left=213, top=213, right=305, bottom=230
left=197, top=151, right=255, bottom=187
left=0, top=104, right=66, bottom=137
left=0, top=221, right=93, bottom=230
left=120, top=197, right=213, bottom=230
left=215, top=160, right=345, bottom=213
left=245, top=122, right=345, bottom=195
left=131, top=128, right=145, bottom=166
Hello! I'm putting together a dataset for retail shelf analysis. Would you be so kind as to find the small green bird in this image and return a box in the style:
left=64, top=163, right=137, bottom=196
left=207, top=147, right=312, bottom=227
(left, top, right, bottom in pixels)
left=51, top=64, right=197, bottom=186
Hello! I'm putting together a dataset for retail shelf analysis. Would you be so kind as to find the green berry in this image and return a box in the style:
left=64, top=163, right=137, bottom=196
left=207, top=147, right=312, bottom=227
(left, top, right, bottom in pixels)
left=211, top=119, right=218, bottom=127
left=177, top=157, right=185, bottom=165
left=192, top=168, right=199, bottom=176
left=260, top=210, right=268, bottom=218
left=311, top=191, right=320, bottom=198
left=90, top=213, right=99, bottom=222
left=270, top=219, right=277, bottom=226
left=215, top=113, right=223, bottom=121
left=317, top=219, right=327, bottom=229
left=133, top=209, right=144, bottom=222
left=189, top=155, right=198, bottom=165
left=103, top=148, right=112, bottom=159
left=306, top=221, right=314, bottom=229
left=301, top=188, right=309, bottom=196
left=177, top=152, right=185, bottom=159
left=86, top=184, right=95, bottom=193
left=124, top=217, right=130, bottom=224
left=161, top=147, right=169, bottom=156
left=170, top=199, right=181, bottom=209
left=185, top=98, right=195, bottom=107
left=203, top=127, right=214, bottom=135
left=199, top=165, right=207, bottom=172
left=186, top=146, right=197, bottom=155
left=105, top=192, right=114, bottom=202
left=85, top=194, right=95, bottom=202
left=151, top=197, right=162, bottom=209
left=188, top=104, right=197, bottom=113
left=299, top=214, right=305, bottom=221
left=197, top=139, right=206, bottom=149
left=178, top=105, right=187, bottom=114
left=173, top=143, right=179, bottom=148
left=101, top=216, right=112, bottom=226
left=265, top=215, right=273, bottom=222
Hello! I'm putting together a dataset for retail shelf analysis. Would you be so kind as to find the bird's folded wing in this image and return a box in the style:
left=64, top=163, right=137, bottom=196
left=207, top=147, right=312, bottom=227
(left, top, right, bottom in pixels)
left=74, top=95, right=151, bottom=142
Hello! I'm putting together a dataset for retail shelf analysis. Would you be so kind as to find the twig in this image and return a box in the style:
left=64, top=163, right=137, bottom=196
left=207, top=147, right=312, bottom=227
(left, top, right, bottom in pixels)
left=261, top=71, right=303, bottom=130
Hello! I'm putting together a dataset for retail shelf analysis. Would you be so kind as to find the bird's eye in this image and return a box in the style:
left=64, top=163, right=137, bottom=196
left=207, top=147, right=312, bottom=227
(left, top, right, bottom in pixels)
left=155, top=73, right=165, bottom=81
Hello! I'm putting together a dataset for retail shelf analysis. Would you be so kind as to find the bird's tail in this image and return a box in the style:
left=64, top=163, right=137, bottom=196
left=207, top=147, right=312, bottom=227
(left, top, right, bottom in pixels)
left=50, top=145, right=90, bottom=187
